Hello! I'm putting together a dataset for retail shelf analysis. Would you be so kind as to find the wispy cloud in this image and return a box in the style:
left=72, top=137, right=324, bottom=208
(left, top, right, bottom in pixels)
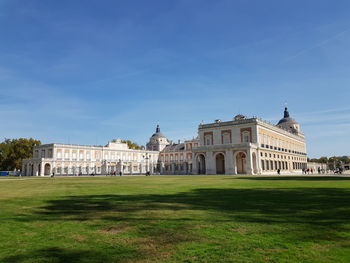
left=285, top=28, right=350, bottom=61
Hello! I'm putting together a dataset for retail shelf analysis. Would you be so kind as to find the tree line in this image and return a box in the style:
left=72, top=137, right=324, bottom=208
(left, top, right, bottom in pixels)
left=0, top=138, right=41, bottom=171
left=308, top=156, right=350, bottom=165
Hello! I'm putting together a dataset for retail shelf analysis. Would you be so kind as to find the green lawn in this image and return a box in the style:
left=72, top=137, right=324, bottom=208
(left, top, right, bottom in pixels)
left=0, top=176, right=350, bottom=263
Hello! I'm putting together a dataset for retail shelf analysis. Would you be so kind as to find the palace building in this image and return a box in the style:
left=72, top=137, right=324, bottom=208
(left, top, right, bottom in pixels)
left=22, top=107, right=307, bottom=176
left=193, top=108, right=307, bottom=175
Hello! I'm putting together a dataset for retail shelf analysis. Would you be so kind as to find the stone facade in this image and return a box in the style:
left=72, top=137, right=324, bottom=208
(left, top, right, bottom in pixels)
left=22, top=107, right=307, bottom=176
left=159, top=139, right=199, bottom=175
left=22, top=140, right=159, bottom=176
left=192, top=108, right=307, bottom=175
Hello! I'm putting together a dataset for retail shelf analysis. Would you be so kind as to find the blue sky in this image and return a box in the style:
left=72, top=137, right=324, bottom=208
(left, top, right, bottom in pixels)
left=0, top=0, right=349, bottom=157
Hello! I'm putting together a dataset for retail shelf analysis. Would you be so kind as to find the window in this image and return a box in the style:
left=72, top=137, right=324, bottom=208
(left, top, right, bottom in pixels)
left=204, top=132, right=213, bottom=145
left=242, top=131, right=250, bottom=143
left=241, top=128, right=252, bottom=143
left=221, top=131, right=231, bottom=144
left=205, top=136, right=212, bottom=145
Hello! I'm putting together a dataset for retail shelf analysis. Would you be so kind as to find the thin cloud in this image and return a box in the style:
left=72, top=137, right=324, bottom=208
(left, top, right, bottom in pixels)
left=285, top=28, right=350, bottom=61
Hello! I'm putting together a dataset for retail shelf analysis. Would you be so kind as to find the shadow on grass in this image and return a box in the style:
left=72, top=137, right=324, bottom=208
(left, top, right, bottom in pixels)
left=2, top=247, right=125, bottom=263
left=29, top=188, right=350, bottom=226
left=8, top=187, right=350, bottom=262
left=233, top=176, right=350, bottom=181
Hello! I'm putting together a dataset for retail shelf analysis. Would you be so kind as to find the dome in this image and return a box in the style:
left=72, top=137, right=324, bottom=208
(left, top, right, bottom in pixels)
left=277, top=117, right=298, bottom=125
left=277, top=107, right=301, bottom=134
left=277, top=107, right=298, bottom=126
left=151, top=125, right=166, bottom=138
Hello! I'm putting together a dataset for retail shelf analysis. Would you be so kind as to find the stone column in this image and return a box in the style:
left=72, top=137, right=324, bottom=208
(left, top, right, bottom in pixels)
left=205, top=152, right=214, bottom=175
left=232, top=151, right=237, bottom=175
left=192, top=155, right=198, bottom=175
left=33, top=163, right=38, bottom=176
left=40, top=162, right=45, bottom=176
left=256, top=150, right=263, bottom=175
left=160, top=162, right=164, bottom=174
left=225, top=150, right=234, bottom=174
left=246, top=149, right=253, bottom=175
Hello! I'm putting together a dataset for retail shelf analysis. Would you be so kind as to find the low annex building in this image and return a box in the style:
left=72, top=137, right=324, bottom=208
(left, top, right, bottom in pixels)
left=22, top=107, right=307, bottom=176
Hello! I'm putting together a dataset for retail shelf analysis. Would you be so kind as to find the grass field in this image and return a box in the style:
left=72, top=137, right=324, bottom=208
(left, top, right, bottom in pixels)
left=0, top=176, right=350, bottom=263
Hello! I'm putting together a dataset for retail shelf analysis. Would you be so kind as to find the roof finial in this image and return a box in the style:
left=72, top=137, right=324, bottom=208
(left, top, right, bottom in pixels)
left=156, top=124, right=160, bottom=133
left=283, top=103, right=290, bottom=118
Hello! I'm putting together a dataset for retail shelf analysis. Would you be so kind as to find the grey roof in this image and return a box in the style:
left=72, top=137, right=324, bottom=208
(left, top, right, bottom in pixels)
left=162, top=143, right=185, bottom=152
left=277, top=107, right=298, bottom=126
left=151, top=125, right=166, bottom=139
left=277, top=117, right=298, bottom=125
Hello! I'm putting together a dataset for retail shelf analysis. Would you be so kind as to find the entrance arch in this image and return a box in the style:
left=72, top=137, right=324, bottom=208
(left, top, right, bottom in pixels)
left=197, top=154, right=206, bottom=174
left=215, top=153, right=225, bottom=174
left=236, top=152, right=247, bottom=174
left=44, top=163, right=51, bottom=176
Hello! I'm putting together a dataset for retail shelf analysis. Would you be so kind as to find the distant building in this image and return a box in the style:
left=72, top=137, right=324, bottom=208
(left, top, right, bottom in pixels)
left=159, top=138, right=199, bottom=175
left=22, top=107, right=307, bottom=176
left=22, top=140, right=159, bottom=176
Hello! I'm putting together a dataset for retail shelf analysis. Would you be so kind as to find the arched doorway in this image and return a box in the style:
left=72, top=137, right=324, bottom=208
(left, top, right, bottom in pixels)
left=236, top=152, right=246, bottom=174
left=197, top=154, right=206, bottom=174
left=216, top=153, right=225, bottom=174
left=44, top=163, right=51, bottom=176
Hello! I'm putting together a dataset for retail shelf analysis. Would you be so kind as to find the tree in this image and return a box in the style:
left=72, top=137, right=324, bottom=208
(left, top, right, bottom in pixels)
left=318, top=157, right=328, bottom=163
left=121, top=140, right=144, bottom=150
left=0, top=138, right=41, bottom=171
left=110, top=139, right=145, bottom=150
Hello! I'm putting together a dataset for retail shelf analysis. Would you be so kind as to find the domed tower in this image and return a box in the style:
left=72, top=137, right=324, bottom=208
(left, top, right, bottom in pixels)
left=146, top=125, right=170, bottom=151
left=277, top=107, right=301, bottom=134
